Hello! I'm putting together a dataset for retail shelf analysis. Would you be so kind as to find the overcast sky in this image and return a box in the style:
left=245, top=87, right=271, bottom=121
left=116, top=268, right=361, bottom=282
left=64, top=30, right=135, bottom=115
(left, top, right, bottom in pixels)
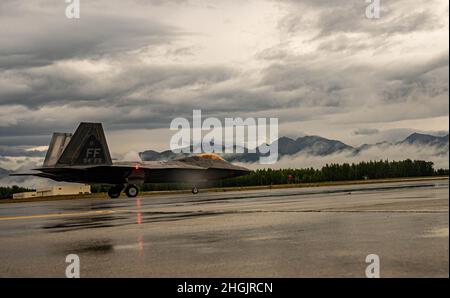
left=0, top=0, right=448, bottom=160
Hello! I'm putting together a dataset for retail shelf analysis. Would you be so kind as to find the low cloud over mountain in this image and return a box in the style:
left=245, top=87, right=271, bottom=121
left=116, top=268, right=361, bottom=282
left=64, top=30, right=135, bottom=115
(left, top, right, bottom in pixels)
left=139, top=132, right=449, bottom=169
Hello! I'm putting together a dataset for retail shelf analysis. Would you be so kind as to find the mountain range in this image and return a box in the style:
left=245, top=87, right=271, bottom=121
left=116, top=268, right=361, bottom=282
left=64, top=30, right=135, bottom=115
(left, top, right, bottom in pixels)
left=139, top=132, right=449, bottom=163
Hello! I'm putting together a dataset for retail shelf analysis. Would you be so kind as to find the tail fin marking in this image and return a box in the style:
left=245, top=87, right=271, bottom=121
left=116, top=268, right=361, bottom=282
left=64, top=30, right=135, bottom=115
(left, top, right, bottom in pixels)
left=55, top=122, right=113, bottom=167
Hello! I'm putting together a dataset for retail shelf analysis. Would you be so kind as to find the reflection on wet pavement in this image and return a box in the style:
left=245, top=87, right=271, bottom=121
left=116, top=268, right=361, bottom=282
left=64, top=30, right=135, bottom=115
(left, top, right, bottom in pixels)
left=0, top=179, right=447, bottom=277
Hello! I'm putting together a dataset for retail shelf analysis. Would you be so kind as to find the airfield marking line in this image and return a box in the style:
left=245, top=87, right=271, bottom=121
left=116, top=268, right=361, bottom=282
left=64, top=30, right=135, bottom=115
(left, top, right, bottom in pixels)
left=0, top=210, right=115, bottom=221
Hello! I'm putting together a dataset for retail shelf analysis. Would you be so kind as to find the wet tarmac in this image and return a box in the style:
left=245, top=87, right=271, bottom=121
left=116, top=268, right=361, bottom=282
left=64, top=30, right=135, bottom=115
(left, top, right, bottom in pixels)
left=0, top=179, right=448, bottom=277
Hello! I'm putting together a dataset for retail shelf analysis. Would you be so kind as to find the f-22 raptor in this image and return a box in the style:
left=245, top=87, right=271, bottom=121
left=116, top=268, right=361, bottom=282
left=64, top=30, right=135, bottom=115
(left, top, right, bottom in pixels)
left=11, top=123, right=250, bottom=198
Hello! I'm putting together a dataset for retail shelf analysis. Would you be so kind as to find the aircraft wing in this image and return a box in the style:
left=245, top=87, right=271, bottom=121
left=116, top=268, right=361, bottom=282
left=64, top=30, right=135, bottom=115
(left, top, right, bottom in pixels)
left=10, top=161, right=208, bottom=184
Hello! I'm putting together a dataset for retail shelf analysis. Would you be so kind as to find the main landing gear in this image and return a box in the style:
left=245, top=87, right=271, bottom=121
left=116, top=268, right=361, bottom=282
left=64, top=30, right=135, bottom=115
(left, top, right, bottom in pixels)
left=107, top=184, right=139, bottom=199
left=108, top=184, right=124, bottom=199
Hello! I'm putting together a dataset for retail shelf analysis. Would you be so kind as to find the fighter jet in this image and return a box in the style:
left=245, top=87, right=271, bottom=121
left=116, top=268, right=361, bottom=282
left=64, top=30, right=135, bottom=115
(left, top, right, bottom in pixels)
left=10, top=123, right=250, bottom=198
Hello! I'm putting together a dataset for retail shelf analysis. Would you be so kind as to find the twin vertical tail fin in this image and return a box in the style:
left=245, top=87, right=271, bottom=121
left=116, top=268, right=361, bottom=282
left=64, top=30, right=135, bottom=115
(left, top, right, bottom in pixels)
left=43, top=133, right=73, bottom=167
left=44, top=123, right=112, bottom=167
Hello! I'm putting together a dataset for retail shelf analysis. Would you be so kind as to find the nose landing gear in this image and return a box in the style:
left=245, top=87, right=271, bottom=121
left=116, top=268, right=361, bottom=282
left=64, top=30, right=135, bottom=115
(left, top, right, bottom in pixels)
left=191, top=186, right=199, bottom=194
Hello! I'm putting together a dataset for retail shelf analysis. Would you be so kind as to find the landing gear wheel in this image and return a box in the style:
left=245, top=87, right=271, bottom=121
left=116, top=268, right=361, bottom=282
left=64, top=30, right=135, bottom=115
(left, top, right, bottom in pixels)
left=125, top=184, right=139, bottom=198
left=191, top=186, right=199, bottom=195
left=108, top=184, right=124, bottom=199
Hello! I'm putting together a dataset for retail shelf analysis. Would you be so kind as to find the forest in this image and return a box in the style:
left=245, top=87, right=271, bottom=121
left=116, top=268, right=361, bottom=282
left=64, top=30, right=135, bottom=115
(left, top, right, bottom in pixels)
left=136, top=159, right=447, bottom=192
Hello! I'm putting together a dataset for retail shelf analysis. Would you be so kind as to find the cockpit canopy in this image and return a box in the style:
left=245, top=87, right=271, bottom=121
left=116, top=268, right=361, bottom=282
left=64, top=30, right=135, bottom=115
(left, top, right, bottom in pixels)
left=195, top=153, right=225, bottom=161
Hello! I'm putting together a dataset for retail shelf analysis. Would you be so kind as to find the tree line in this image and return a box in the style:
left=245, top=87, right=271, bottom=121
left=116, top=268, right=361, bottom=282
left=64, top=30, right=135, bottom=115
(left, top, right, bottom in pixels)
left=0, top=185, right=35, bottom=200
left=219, top=159, right=443, bottom=187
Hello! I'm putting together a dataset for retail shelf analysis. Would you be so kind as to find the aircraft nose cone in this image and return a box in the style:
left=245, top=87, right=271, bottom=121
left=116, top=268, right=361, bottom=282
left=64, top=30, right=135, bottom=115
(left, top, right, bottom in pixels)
left=235, top=167, right=251, bottom=177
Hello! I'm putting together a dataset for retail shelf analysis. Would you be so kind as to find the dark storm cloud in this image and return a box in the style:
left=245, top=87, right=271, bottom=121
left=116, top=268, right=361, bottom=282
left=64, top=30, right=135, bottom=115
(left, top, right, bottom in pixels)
left=0, top=63, right=236, bottom=107
left=0, top=1, right=180, bottom=69
left=0, top=48, right=447, bottom=145
left=259, top=62, right=350, bottom=106
left=380, top=52, right=449, bottom=103
left=0, top=0, right=447, bottom=152
left=259, top=50, right=448, bottom=109
left=0, top=135, right=51, bottom=146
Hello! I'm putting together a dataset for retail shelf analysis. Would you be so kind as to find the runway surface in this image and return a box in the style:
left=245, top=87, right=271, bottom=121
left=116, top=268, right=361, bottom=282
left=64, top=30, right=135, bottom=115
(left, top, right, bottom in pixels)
left=0, top=179, right=448, bottom=277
